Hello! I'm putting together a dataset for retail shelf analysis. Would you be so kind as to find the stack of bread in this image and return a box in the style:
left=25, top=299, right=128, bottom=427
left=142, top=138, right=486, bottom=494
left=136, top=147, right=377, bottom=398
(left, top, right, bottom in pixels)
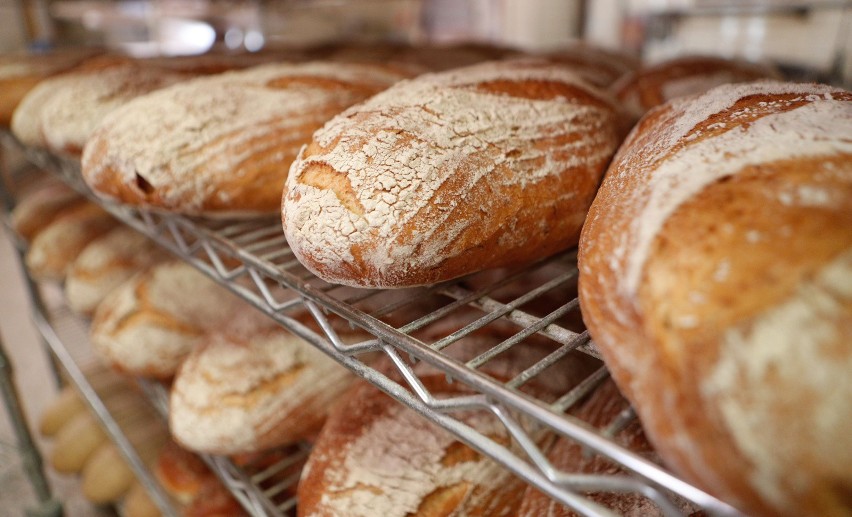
left=36, top=368, right=168, bottom=509
left=6, top=40, right=849, bottom=517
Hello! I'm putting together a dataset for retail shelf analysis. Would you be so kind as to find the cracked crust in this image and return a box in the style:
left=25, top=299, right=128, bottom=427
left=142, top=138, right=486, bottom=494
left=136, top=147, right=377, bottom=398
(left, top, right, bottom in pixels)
left=578, top=81, right=852, bottom=517
left=283, top=59, right=628, bottom=288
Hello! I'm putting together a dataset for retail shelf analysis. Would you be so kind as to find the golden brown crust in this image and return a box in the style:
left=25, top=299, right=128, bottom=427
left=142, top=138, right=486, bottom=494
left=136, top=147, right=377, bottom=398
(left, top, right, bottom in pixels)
left=154, top=441, right=214, bottom=505
left=298, top=375, right=530, bottom=517
left=283, top=60, right=629, bottom=288
left=9, top=179, right=83, bottom=243
left=82, top=62, right=411, bottom=217
left=0, top=48, right=101, bottom=127
left=612, top=55, right=780, bottom=117
left=578, top=82, right=852, bottom=517
left=24, top=201, right=117, bottom=281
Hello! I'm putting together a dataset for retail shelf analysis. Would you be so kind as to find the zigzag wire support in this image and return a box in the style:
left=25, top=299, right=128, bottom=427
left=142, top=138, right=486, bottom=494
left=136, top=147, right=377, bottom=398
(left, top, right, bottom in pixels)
left=0, top=133, right=744, bottom=517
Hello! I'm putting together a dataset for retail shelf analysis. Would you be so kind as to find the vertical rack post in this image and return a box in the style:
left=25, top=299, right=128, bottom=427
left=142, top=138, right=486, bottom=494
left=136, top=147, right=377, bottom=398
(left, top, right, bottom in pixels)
left=0, top=334, right=62, bottom=517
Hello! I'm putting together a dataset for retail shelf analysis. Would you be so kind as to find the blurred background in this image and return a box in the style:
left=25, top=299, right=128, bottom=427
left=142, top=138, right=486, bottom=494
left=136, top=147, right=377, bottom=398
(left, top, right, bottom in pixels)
left=0, top=0, right=850, bottom=85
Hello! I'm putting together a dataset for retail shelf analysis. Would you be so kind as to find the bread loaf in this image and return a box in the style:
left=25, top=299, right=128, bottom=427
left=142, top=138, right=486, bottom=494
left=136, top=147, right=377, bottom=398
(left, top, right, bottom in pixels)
left=283, top=59, right=628, bottom=288
left=535, top=43, right=640, bottom=87
left=183, top=477, right=247, bottom=517
left=11, top=56, right=191, bottom=155
left=38, top=386, right=87, bottom=437
left=49, top=411, right=109, bottom=473
left=81, top=61, right=413, bottom=217
left=153, top=441, right=215, bottom=505
left=0, top=48, right=99, bottom=127
left=123, top=482, right=162, bottom=517
left=65, top=226, right=168, bottom=315
left=612, top=55, right=780, bottom=117
left=9, top=179, right=83, bottom=243
left=90, top=260, right=245, bottom=378
left=298, top=374, right=531, bottom=517
left=25, top=201, right=117, bottom=281
left=578, top=81, right=852, bottom=517
left=169, top=309, right=355, bottom=455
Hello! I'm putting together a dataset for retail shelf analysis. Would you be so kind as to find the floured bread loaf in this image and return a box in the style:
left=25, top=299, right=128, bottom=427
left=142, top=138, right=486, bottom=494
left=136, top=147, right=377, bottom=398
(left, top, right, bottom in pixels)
left=283, top=59, right=628, bottom=288
left=578, top=81, right=852, bottom=517
left=612, top=55, right=779, bottom=117
left=65, top=226, right=168, bottom=315
left=534, top=43, right=640, bottom=87
left=90, top=260, right=245, bottom=378
left=0, top=48, right=100, bottom=127
left=518, top=380, right=698, bottom=516
left=169, top=308, right=356, bottom=455
left=11, top=56, right=192, bottom=155
left=297, top=375, right=530, bottom=517
left=25, top=201, right=117, bottom=281
left=81, top=61, right=413, bottom=217
left=154, top=441, right=215, bottom=505
left=10, top=178, right=84, bottom=243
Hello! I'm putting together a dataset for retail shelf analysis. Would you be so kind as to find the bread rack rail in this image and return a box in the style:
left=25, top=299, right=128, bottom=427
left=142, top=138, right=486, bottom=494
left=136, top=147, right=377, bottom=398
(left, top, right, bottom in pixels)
left=1, top=131, right=744, bottom=517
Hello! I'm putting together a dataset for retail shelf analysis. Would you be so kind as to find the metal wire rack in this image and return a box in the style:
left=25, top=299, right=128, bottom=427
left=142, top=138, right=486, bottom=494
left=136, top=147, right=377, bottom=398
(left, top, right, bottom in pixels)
left=1, top=132, right=744, bottom=517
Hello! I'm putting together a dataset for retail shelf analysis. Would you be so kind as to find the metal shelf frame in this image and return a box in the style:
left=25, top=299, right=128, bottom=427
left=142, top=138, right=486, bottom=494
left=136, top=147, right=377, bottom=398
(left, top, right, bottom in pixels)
left=0, top=132, right=744, bottom=517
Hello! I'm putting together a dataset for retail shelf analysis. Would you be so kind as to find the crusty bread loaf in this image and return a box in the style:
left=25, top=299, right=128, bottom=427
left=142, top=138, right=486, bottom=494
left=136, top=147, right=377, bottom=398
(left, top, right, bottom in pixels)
left=123, top=482, right=162, bottom=517
left=153, top=441, right=214, bottom=505
left=49, top=411, right=109, bottom=473
left=82, top=433, right=166, bottom=505
left=11, top=55, right=192, bottom=155
left=81, top=61, right=413, bottom=217
left=182, top=477, right=247, bottom=517
left=0, top=48, right=100, bottom=127
left=25, top=201, right=117, bottom=281
left=298, top=374, right=531, bottom=517
left=612, top=55, right=780, bottom=117
left=9, top=178, right=83, bottom=243
left=578, top=81, right=852, bottom=517
left=169, top=308, right=355, bottom=455
left=518, top=380, right=698, bottom=516
left=90, top=260, right=245, bottom=378
left=65, top=226, right=168, bottom=315
left=283, top=59, right=628, bottom=288
left=534, top=43, right=640, bottom=87
left=38, top=386, right=87, bottom=437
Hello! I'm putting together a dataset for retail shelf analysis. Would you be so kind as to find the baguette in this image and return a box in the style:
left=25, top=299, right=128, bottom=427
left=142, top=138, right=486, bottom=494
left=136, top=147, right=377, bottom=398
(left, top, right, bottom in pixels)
left=578, top=81, right=852, bottom=517
left=283, top=59, right=628, bottom=288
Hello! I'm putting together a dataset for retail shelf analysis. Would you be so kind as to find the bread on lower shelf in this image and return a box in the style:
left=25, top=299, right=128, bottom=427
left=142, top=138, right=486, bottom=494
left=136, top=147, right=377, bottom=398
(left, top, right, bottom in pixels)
left=169, top=308, right=358, bottom=455
left=517, top=380, right=698, bottom=516
left=90, top=260, right=246, bottom=379
left=9, top=177, right=84, bottom=244
left=65, top=225, right=169, bottom=316
left=578, top=80, right=852, bottom=517
left=297, top=374, right=534, bottom=517
left=24, top=201, right=118, bottom=282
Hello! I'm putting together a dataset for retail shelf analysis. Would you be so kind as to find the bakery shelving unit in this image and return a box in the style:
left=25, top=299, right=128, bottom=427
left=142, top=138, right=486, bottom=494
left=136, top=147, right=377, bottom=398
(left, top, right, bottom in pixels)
left=0, top=129, right=744, bottom=517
